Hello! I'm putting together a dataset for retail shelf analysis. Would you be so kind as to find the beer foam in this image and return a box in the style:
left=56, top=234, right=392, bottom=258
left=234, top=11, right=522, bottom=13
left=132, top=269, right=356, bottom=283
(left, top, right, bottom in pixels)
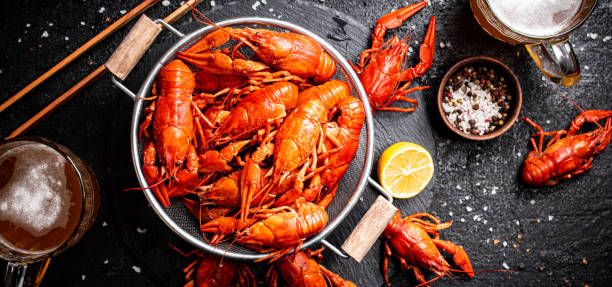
left=488, top=0, right=581, bottom=37
left=0, top=144, right=71, bottom=236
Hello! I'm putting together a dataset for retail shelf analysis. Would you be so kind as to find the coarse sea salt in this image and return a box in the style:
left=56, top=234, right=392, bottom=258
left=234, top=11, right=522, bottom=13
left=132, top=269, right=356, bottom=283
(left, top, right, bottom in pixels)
left=442, top=82, right=502, bottom=135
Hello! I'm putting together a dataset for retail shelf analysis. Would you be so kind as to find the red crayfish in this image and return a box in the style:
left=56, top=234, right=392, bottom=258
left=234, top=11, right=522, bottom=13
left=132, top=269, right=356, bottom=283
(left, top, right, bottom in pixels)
left=521, top=110, right=612, bottom=186
left=382, top=212, right=474, bottom=286
left=171, top=245, right=255, bottom=287
left=265, top=247, right=357, bottom=287
left=353, top=1, right=435, bottom=113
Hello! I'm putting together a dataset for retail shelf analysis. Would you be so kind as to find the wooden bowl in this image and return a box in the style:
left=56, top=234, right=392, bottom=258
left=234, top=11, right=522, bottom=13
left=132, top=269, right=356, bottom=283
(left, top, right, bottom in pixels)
left=437, top=56, right=522, bottom=140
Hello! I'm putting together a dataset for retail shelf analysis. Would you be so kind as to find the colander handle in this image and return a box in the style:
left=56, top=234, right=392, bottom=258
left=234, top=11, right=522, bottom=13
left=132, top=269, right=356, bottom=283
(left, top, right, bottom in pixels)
left=339, top=177, right=398, bottom=262
left=106, top=16, right=185, bottom=99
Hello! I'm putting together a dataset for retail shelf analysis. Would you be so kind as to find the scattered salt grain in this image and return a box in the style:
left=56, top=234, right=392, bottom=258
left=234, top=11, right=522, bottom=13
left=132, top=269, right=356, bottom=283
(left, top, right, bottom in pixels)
left=99, top=7, right=105, bottom=13
left=252, top=1, right=261, bottom=10
left=486, top=238, right=490, bottom=244
left=441, top=202, right=447, bottom=207
left=48, top=22, right=54, bottom=27
left=180, top=1, right=185, bottom=5
left=548, top=215, right=554, bottom=221
left=546, top=120, right=551, bottom=124
left=102, top=221, right=108, bottom=227
left=162, top=0, right=170, bottom=6
left=460, top=218, right=466, bottom=222
left=456, top=184, right=462, bottom=190
left=104, top=259, right=109, bottom=264
left=489, top=227, right=493, bottom=232
left=483, top=219, right=488, bottom=224
left=408, top=46, right=414, bottom=53
left=603, top=36, right=612, bottom=42
left=465, top=195, right=470, bottom=200
left=475, top=182, right=481, bottom=186
left=132, top=266, right=141, bottom=273
left=82, top=275, right=86, bottom=280
left=483, top=206, right=488, bottom=211
left=466, top=206, right=473, bottom=212
left=439, top=42, right=446, bottom=48
left=120, top=10, right=127, bottom=15
left=584, top=65, right=590, bottom=70
left=64, top=36, right=69, bottom=41
left=210, top=0, right=216, bottom=6
left=26, top=23, right=32, bottom=28
left=587, top=32, right=598, bottom=39
left=472, top=214, right=480, bottom=221
left=136, top=227, right=147, bottom=234
left=449, top=211, right=453, bottom=216
left=269, top=8, right=274, bottom=12
left=18, top=38, right=22, bottom=43
left=502, top=262, right=510, bottom=269
left=81, top=21, right=86, bottom=26
left=515, top=220, right=520, bottom=226
left=530, top=199, right=535, bottom=205
left=261, top=0, right=267, bottom=4
left=41, top=31, right=49, bottom=38
left=503, top=241, right=507, bottom=247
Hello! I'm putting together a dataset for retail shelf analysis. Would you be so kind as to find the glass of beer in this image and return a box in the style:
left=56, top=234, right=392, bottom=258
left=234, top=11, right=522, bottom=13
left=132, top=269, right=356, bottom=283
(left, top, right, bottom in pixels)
left=470, top=0, right=598, bottom=86
left=0, top=136, right=100, bottom=287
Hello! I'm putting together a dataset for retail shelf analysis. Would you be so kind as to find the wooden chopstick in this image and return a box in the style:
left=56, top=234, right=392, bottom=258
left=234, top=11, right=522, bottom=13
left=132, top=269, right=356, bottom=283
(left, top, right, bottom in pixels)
left=0, top=0, right=161, bottom=113
left=5, top=0, right=207, bottom=139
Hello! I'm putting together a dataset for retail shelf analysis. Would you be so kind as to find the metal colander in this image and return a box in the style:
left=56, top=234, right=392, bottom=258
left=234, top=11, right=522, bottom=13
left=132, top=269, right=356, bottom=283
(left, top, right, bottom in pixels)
left=122, top=17, right=374, bottom=260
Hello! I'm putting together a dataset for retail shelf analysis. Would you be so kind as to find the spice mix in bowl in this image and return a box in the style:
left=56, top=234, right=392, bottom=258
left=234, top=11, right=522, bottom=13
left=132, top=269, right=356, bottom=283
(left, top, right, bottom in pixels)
left=437, top=56, right=521, bottom=140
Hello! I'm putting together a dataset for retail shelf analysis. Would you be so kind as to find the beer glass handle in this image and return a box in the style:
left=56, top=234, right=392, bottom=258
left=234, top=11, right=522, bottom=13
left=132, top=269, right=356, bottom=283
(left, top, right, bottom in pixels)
left=525, top=38, right=580, bottom=87
left=4, top=259, right=50, bottom=287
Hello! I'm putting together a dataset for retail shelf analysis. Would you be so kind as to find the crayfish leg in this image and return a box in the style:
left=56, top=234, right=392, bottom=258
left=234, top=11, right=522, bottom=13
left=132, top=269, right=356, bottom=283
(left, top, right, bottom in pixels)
left=371, top=1, right=428, bottom=50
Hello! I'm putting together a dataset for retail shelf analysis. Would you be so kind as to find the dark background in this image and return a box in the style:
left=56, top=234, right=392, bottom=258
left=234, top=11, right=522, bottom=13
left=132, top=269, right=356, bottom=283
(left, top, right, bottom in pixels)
left=1, top=0, right=611, bottom=286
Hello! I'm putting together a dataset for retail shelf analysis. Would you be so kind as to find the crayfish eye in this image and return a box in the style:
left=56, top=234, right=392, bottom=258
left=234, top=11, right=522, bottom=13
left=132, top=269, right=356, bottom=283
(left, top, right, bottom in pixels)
left=175, top=161, right=182, bottom=166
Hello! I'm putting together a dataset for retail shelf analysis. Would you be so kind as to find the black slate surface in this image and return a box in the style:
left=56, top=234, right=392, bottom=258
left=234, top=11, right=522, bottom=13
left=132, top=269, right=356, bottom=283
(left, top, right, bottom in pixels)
left=1, top=0, right=611, bottom=286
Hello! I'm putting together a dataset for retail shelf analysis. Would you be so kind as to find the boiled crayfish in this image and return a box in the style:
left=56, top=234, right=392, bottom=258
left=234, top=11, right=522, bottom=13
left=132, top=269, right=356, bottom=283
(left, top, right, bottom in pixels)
left=171, top=245, right=255, bottom=287
left=266, top=247, right=357, bottom=287
left=353, top=1, right=435, bottom=113
left=521, top=110, right=612, bottom=186
left=382, top=212, right=473, bottom=286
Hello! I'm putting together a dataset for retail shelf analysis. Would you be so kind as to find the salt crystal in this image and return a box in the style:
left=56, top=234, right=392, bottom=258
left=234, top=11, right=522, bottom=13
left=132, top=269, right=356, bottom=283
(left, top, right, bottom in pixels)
left=64, top=36, right=69, bottom=41
left=517, top=152, right=521, bottom=157
left=584, top=65, right=590, bottom=70
left=449, top=211, right=453, bottom=216
left=548, top=215, right=554, bottom=221
left=486, top=238, right=490, bottom=243
left=516, top=51, right=520, bottom=57
left=489, top=227, right=493, bottom=232
left=210, top=0, right=216, bottom=6
left=546, top=120, right=551, bottom=124
left=502, top=262, right=510, bottom=269
left=49, top=22, right=54, bottom=27
left=459, top=199, right=463, bottom=204
left=132, top=266, right=141, bottom=273
left=460, top=218, right=466, bottom=222
left=439, top=42, right=446, bottom=48
left=483, top=206, right=488, bottom=211
left=82, top=275, right=86, bottom=280
left=120, top=10, right=127, bottom=14
left=441, top=202, right=447, bottom=207
left=136, top=227, right=147, bottom=234
left=603, top=36, right=612, bottom=42
left=483, top=219, right=488, bottom=224
left=503, top=241, right=507, bottom=247
left=445, top=42, right=451, bottom=47
left=252, top=1, right=261, bottom=10
left=542, top=76, right=546, bottom=81
left=515, top=220, right=520, bottom=226
left=102, top=221, right=108, bottom=227
left=456, top=184, right=462, bottom=190
left=465, top=195, right=470, bottom=200
left=18, top=38, right=22, bottom=43
left=472, top=214, right=479, bottom=221
left=530, top=200, right=535, bottom=205
left=269, top=8, right=274, bottom=12
left=41, top=31, right=49, bottom=38
left=26, top=23, right=31, bottom=28
left=475, top=182, right=481, bottom=186
left=466, top=206, right=473, bottom=212
left=587, top=32, right=598, bottom=39
left=261, top=0, right=267, bottom=4
left=162, top=0, right=170, bottom=6
left=104, top=259, right=109, bottom=264
left=408, top=46, right=414, bottom=53
left=99, top=7, right=105, bottom=13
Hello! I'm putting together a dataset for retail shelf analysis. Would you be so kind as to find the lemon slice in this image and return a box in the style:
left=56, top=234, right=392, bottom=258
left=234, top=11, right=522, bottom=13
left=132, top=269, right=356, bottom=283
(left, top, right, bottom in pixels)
left=377, top=142, right=434, bottom=198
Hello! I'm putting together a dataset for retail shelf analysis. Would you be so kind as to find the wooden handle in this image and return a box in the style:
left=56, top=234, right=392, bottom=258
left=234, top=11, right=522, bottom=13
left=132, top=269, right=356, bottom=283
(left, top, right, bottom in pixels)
left=341, top=195, right=398, bottom=262
left=105, top=15, right=161, bottom=80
